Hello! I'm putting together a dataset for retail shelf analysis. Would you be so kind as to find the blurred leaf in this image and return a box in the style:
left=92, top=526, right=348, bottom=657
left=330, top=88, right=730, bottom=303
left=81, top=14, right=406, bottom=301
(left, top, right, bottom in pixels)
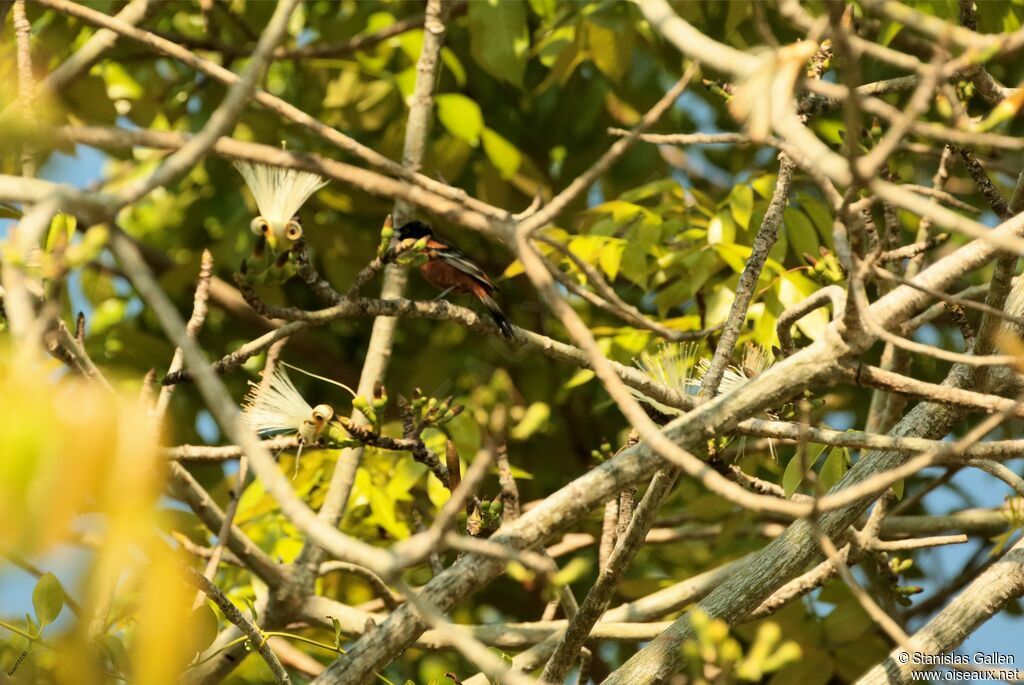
left=32, top=572, right=64, bottom=629
left=777, top=271, right=828, bottom=340
left=510, top=402, right=550, bottom=440
left=553, top=556, right=591, bottom=587
left=468, top=0, right=530, bottom=87
left=100, top=62, right=143, bottom=100
left=818, top=448, right=847, bottom=493
left=45, top=213, right=76, bottom=253
left=440, top=47, right=467, bottom=87
left=188, top=604, right=219, bottom=656
left=599, top=238, right=626, bottom=280
left=797, top=194, right=834, bottom=248
left=528, top=0, right=557, bottom=19
left=564, top=367, right=596, bottom=390
left=586, top=19, right=632, bottom=82
left=386, top=456, right=428, bottom=501
left=751, top=173, right=778, bottom=200
left=769, top=647, right=834, bottom=685
left=481, top=127, right=522, bottom=179
left=785, top=208, right=819, bottom=264
left=822, top=601, right=873, bottom=644
left=782, top=444, right=828, bottom=498
left=367, top=482, right=410, bottom=540
left=707, top=211, right=736, bottom=246
left=436, top=94, right=484, bottom=147
left=729, top=185, right=754, bottom=231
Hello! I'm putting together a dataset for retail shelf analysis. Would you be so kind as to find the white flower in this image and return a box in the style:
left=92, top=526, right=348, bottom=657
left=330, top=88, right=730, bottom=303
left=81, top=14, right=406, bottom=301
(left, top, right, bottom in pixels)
left=694, top=343, right=774, bottom=397
left=234, top=160, right=327, bottom=249
left=631, top=343, right=777, bottom=459
left=629, top=342, right=701, bottom=416
left=242, top=366, right=333, bottom=444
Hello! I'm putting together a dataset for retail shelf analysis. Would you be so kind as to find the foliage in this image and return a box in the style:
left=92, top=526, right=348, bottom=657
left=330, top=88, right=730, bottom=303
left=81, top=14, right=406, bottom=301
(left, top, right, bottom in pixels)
left=3, top=1, right=1024, bottom=684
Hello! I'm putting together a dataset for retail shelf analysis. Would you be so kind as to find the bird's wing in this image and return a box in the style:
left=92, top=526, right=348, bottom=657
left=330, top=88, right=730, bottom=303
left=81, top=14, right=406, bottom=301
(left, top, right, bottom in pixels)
left=427, top=237, right=496, bottom=289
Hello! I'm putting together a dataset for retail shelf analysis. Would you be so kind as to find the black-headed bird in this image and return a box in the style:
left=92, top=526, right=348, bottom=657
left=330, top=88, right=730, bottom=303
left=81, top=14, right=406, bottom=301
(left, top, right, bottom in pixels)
left=396, top=220, right=514, bottom=339
left=234, top=161, right=327, bottom=278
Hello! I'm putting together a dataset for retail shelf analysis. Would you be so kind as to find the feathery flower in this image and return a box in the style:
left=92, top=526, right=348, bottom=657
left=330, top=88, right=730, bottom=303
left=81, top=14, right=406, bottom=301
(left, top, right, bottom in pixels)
left=630, top=343, right=777, bottom=459
left=242, top=365, right=334, bottom=443
left=694, top=343, right=774, bottom=397
left=234, top=160, right=327, bottom=249
left=629, top=342, right=701, bottom=416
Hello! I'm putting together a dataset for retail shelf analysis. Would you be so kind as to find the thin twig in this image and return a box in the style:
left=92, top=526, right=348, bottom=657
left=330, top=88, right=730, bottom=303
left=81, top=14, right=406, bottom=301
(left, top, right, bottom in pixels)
left=184, top=567, right=292, bottom=685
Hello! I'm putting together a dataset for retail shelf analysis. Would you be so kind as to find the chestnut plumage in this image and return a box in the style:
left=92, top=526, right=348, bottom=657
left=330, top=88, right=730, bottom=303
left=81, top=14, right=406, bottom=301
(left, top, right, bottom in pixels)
left=396, top=221, right=514, bottom=338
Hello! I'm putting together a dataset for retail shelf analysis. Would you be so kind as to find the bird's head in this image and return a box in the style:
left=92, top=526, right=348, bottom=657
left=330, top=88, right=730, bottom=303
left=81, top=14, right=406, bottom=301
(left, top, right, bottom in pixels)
left=234, top=161, right=327, bottom=252
left=396, top=220, right=433, bottom=243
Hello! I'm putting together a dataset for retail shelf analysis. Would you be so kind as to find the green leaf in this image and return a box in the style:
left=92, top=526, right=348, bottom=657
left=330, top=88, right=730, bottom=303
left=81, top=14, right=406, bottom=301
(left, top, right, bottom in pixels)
left=782, top=444, right=829, bottom=498
left=468, top=0, right=530, bottom=87
left=751, top=173, right=778, bottom=200
left=427, top=468, right=451, bottom=509
left=435, top=94, right=484, bottom=147
left=189, top=604, right=219, bottom=655
left=481, top=128, right=522, bottom=179
left=769, top=647, right=834, bottom=685
left=329, top=615, right=344, bottom=648
left=552, top=556, right=591, bottom=587
left=503, top=258, right=525, bottom=279
left=385, top=456, right=428, bottom=501
left=95, top=635, right=127, bottom=672
left=729, top=185, right=754, bottom=231
left=823, top=601, right=873, bottom=644
left=818, top=448, right=847, bottom=493
left=32, top=572, right=64, bottom=629
left=440, top=47, right=467, bottom=87
left=707, top=211, right=736, bottom=246
left=714, top=243, right=753, bottom=274
left=45, top=213, right=76, bottom=253
left=243, top=597, right=258, bottom=622
left=877, top=19, right=903, bottom=47
left=599, top=239, right=626, bottom=280
left=100, top=62, right=143, bottom=100
left=564, top=368, right=595, bottom=389
left=785, top=208, right=820, bottom=263
left=510, top=402, right=550, bottom=440
left=777, top=271, right=829, bottom=340
left=368, top=483, right=410, bottom=539
left=797, top=194, right=835, bottom=248
left=528, top=0, right=557, bottom=18
left=782, top=456, right=806, bottom=499
left=585, top=19, right=631, bottom=82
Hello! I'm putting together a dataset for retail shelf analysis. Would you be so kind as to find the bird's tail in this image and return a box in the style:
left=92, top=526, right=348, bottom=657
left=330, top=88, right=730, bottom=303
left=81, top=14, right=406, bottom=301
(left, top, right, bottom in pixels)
left=476, top=289, right=515, bottom=339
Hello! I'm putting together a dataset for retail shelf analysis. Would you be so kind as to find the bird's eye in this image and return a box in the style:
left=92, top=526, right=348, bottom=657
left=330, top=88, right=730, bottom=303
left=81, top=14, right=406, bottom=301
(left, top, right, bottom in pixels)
left=250, top=217, right=269, bottom=235
left=285, top=219, right=303, bottom=241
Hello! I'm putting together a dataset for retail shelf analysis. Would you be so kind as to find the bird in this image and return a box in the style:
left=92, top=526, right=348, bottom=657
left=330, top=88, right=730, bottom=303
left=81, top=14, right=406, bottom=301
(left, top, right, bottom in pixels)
left=395, top=221, right=515, bottom=339
left=234, top=160, right=327, bottom=257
